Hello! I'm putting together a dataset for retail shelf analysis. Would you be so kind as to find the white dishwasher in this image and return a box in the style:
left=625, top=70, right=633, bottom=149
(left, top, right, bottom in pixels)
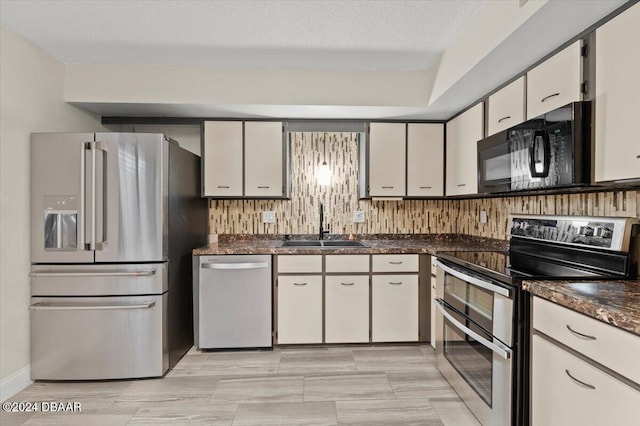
left=194, top=255, right=272, bottom=349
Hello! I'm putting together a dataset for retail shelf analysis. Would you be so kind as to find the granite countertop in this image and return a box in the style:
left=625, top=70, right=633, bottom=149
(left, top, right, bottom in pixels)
left=523, top=280, right=640, bottom=337
left=193, top=233, right=508, bottom=256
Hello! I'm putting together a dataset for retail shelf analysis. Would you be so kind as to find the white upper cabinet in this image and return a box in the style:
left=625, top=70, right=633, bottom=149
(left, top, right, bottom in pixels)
left=203, top=120, right=287, bottom=198
left=487, top=76, right=525, bottom=136
left=244, top=121, right=284, bottom=197
left=407, top=123, right=444, bottom=197
left=527, top=40, right=582, bottom=119
left=368, top=122, right=406, bottom=197
left=594, top=3, right=640, bottom=183
left=446, top=103, right=484, bottom=196
left=203, top=121, right=243, bottom=197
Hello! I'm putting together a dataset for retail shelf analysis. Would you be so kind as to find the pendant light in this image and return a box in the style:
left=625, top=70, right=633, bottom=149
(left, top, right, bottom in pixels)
left=317, top=133, right=332, bottom=186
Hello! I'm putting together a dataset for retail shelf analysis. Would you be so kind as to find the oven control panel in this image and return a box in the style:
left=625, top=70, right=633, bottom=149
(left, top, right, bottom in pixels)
left=509, top=215, right=638, bottom=252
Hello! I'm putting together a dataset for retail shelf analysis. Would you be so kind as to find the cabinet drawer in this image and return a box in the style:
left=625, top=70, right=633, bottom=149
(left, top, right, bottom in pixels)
left=531, top=334, right=640, bottom=426
left=533, top=297, right=640, bottom=384
left=325, top=255, right=369, bottom=273
left=31, top=294, right=166, bottom=380
left=372, top=254, right=419, bottom=272
left=325, top=276, right=369, bottom=343
left=277, top=275, right=322, bottom=344
left=277, top=255, right=322, bottom=273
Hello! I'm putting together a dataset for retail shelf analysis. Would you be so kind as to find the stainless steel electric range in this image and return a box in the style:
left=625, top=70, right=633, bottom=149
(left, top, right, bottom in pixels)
left=434, top=214, right=639, bottom=426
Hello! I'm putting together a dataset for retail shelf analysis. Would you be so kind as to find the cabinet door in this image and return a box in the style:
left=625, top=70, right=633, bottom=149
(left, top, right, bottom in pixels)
left=407, top=123, right=444, bottom=197
left=372, top=275, right=418, bottom=342
left=244, top=121, right=284, bottom=197
left=445, top=103, right=483, bottom=196
left=594, top=3, right=640, bottom=182
left=203, top=121, right=243, bottom=196
left=487, top=77, right=525, bottom=136
left=277, top=276, right=322, bottom=344
left=369, top=122, right=406, bottom=196
left=531, top=334, right=640, bottom=426
left=527, top=40, right=582, bottom=119
left=325, top=276, right=369, bottom=343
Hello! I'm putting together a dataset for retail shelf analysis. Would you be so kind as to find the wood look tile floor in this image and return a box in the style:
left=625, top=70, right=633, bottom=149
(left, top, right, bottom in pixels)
left=1, top=345, right=480, bottom=426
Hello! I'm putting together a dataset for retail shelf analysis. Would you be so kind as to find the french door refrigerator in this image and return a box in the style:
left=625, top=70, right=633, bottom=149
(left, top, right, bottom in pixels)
left=30, top=132, right=207, bottom=380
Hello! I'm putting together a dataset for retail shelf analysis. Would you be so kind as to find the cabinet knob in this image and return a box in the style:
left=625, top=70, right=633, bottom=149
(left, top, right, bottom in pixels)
left=389, top=282, right=403, bottom=285
left=419, top=186, right=432, bottom=189
left=217, top=185, right=230, bottom=189
left=381, top=186, right=394, bottom=189
left=457, top=183, right=466, bottom=187
left=497, top=116, right=511, bottom=123
left=389, top=261, right=403, bottom=265
left=340, top=282, right=355, bottom=286
left=636, top=154, right=640, bottom=158
left=293, top=282, right=307, bottom=286
left=541, top=92, right=560, bottom=103
left=257, top=186, right=270, bottom=189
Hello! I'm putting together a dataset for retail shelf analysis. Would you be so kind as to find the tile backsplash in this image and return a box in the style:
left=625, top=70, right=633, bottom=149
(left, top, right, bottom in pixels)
left=209, top=132, right=640, bottom=240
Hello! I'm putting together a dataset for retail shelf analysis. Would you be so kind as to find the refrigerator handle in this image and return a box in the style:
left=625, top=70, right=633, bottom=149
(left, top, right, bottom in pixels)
left=89, top=142, right=97, bottom=250
left=79, top=142, right=88, bottom=250
left=93, top=141, right=108, bottom=250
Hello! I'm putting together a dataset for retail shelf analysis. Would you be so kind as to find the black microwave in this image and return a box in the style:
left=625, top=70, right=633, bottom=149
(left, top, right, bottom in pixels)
left=478, top=102, right=591, bottom=194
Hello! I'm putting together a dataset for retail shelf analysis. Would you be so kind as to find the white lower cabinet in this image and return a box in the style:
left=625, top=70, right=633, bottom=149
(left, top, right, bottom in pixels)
left=325, top=276, right=369, bottom=343
left=277, top=275, right=322, bottom=344
left=531, top=334, right=640, bottom=426
left=372, top=274, right=418, bottom=342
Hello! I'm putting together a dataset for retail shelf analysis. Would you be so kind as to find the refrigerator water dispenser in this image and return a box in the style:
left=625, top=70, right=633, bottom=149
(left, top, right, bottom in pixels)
left=43, top=196, right=77, bottom=250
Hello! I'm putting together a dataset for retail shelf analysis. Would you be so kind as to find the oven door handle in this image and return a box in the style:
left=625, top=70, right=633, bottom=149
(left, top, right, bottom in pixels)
left=435, top=260, right=510, bottom=298
left=435, top=299, right=512, bottom=360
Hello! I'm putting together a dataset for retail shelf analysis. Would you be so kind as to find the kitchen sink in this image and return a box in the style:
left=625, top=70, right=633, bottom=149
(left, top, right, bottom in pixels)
left=321, top=240, right=366, bottom=247
left=280, top=240, right=366, bottom=248
left=280, top=240, right=322, bottom=247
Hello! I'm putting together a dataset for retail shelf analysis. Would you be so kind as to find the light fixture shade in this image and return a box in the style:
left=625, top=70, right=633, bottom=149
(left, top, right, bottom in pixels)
left=317, top=161, right=332, bottom=186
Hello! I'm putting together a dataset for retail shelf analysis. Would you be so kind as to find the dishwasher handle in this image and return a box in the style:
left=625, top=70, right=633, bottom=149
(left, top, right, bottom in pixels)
left=201, top=261, right=269, bottom=270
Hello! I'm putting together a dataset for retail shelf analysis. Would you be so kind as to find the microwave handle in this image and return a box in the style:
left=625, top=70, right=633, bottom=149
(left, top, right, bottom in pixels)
left=529, top=130, right=551, bottom=178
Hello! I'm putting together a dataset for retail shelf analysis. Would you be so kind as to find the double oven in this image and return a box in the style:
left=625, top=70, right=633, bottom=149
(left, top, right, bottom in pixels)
left=433, top=215, right=638, bottom=426
left=435, top=257, right=517, bottom=426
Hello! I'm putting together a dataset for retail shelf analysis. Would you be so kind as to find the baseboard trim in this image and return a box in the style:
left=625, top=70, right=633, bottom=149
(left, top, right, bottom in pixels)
left=0, top=365, right=32, bottom=402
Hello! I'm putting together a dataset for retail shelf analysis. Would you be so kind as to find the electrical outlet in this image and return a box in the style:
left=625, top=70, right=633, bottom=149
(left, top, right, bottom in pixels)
left=353, top=210, right=365, bottom=223
left=480, top=210, right=488, bottom=224
left=262, top=211, right=276, bottom=224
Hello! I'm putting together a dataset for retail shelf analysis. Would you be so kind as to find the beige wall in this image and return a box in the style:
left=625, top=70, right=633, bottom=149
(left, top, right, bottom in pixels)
left=209, top=133, right=640, bottom=236
left=0, top=26, right=104, bottom=386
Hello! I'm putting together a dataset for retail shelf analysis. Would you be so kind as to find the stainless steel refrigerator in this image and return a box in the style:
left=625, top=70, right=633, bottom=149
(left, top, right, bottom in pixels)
left=29, top=132, right=207, bottom=380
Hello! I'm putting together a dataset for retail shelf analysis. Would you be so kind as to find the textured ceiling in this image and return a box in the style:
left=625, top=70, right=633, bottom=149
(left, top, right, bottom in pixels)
left=0, top=0, right=482, bottom=71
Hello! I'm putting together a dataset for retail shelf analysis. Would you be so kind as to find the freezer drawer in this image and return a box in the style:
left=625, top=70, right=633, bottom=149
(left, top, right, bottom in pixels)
left=195, top=255, right=272, bottom=349
left=30, top=263, right=167, bottom=296
left=30, top=294, right=168, bottom=380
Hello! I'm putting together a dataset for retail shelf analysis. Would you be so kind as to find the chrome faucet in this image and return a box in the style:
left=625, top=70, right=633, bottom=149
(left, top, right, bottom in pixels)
left=319, top=203, right=330, bottom=240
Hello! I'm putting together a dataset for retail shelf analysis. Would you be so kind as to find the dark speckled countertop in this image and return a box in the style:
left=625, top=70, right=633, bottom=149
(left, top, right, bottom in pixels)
left=523, top=280, right=640, bottom=336
left=192, top=233, right=508, bottom=256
